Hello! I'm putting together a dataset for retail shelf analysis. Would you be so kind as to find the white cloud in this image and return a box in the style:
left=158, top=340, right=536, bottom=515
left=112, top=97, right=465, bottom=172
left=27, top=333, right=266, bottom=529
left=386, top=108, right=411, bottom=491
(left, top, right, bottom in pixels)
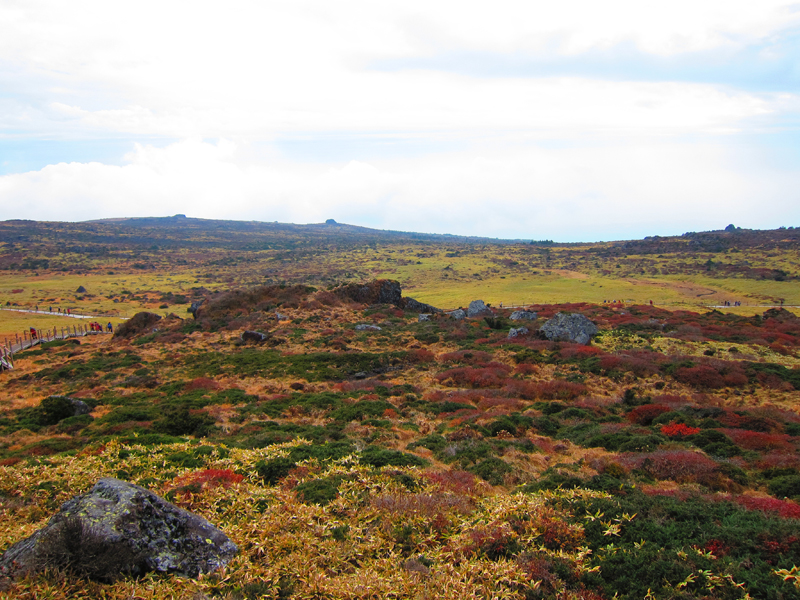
left=2, top=138, right=798, bottom=240
left=1, top=1, right=798, bottom=238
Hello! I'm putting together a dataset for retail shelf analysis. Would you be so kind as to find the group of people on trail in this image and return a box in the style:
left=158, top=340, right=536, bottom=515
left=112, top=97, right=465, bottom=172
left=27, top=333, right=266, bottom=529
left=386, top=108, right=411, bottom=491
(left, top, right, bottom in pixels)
left=27, top=322, right=112, bottom=339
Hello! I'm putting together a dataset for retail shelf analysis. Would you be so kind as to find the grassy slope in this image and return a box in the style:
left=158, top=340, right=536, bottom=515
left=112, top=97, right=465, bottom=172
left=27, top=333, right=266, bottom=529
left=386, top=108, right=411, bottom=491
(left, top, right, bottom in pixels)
left=1, top=221, right=800, bottom=598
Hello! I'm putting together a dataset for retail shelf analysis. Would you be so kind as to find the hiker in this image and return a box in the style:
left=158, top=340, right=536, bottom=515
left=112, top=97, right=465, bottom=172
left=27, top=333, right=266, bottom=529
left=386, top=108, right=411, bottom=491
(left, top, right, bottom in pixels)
left=30, top=327, right=37, bottom=340
left=107, top=322, right=113, bottom=333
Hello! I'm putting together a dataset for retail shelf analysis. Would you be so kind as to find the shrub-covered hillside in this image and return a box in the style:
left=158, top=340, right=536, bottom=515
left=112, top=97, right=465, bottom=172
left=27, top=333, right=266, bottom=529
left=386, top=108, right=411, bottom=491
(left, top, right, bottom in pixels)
left=1, top=283, right=800, bottom=599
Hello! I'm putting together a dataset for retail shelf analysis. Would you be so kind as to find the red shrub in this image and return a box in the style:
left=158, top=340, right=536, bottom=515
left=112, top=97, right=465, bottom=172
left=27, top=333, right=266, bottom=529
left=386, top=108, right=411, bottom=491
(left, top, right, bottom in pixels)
left=674, top=365, right=725, bottom=389
left=616, top=355, right=660, bottom=377
left=734, top=496, right=800, bottom=519
left=627, top=404, right=672, bottom=425
left=723, top=370, right=749, bottom=387
left=559, top=345, right=606, bottom=360
left=435, top=365, right=512, bottom=388
left=717, top=411, right=776, bottom=432
left=514, top=363, right=538, bottom=375
left=722, top=429, right=794, bottom=452
left=660, top=422, right=701, bottom=437
left=756, top=452, right=800, bottom=471
left=422, top=470, right=481, bottom=496
left=621, top=450, right=718, bottom=483
left=598, top=355, right=622, bottom=371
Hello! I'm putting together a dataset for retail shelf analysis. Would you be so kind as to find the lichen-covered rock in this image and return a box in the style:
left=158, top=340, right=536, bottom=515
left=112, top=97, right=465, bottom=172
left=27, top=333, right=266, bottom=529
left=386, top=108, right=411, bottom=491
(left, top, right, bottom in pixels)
left=448, top=309, right=466, bottom=320
left=355, top=324, right=381, bottom=331
left=508, top=327, right=529, bottom=339
left=510, top=310, right=537, bottom=321
left=418, top=313, right=432, bottom=322
left=467, top=300, right=492, bottom=317
left=539, top=312, right=598, bottom=345
left=0, top=478, right=237, bottom=581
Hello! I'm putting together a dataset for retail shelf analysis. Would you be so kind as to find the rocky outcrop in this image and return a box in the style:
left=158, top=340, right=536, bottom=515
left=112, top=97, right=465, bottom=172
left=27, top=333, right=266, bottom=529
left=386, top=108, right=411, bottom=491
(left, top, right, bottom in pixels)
left=113, top=312, right=162, bottom=339
left=188, top=298, right=205, bottom=320
left=448, top=309, right=466, bottom=320
left=467, top=300, right=493, bottom=317
left=334, top=280, right=402, bottom=306
left=402, top=297, right=441, bottom=313
left=539, top=312, right=598, bottom=345
left=241, top=330, right=269, bottom=343
left=0, top=479, right=237, bottom=582
left=510, top=310, right=537, bottom=321
left=355, top=324, right=382, bottom=331
left=418, top=313, right=432, bottom=322
left=508, top=327, right=529, bottom=339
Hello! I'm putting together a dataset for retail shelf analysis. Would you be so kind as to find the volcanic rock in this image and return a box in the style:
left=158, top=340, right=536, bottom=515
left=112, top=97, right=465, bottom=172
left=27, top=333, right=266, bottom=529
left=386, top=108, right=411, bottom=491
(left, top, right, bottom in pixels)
left=0, top=478, right=237, bottom=581
left=539, top=312, right=598, bottom=345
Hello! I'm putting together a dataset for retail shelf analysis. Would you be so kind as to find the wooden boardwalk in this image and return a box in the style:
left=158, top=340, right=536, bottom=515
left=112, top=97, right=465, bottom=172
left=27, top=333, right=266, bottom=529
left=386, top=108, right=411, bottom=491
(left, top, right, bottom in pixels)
left=1, top=321, right=111, bottom=372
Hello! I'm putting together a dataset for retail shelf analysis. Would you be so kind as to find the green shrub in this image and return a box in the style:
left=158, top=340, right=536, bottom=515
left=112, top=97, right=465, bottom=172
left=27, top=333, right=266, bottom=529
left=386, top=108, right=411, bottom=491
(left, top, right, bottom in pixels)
left=768, top=475, right=800, bottom=499
left=295, top=476, right=342, bottom=505
left=359, top=446, right=428, bottom=468
left=469, top=457, right=512, bottom=485
left=256, top=457, right=297, bottom=485
left=691, top=429, right=740, bottom=458
left=37, top=396, right=77, bottom=426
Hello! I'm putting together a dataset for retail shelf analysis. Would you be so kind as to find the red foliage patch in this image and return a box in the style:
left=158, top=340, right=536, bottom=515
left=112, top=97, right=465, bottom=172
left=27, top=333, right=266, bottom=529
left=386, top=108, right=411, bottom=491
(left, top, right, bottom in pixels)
left=703, top=539, right=730, bottom=557
left=722, top=429, right=794, bottom=452
left=734, top=496, right=800, bottom=519
left=674, top=365, right=726, bottom=389
left=422, top=470, right=481, bottom=496
left=435, top=364, right=512, bottom=388
left=660, top=422, right=701, bottom=437
left=621, top=450, right=718, bottom=484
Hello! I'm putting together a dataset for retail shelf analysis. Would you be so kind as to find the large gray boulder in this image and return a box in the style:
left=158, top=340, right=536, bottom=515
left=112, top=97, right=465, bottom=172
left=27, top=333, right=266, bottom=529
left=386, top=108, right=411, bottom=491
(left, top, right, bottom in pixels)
left=539, top=312, right=598, bottom=345
left=508, top=327, right=529, bottom=339
left=0, top=478, right=237, bottom=582
left=510, top=310, right=537, bottom=321
left=467, top=300, right=493, bottom=317
left=402, top=297, right=441, bottom=314
left=448, top=309, right=466, bottom=320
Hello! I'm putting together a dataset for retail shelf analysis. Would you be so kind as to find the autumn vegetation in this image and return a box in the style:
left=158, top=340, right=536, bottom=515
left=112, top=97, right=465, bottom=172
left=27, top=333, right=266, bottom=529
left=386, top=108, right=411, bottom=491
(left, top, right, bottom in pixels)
left=1, top=219, right=800, bottom=599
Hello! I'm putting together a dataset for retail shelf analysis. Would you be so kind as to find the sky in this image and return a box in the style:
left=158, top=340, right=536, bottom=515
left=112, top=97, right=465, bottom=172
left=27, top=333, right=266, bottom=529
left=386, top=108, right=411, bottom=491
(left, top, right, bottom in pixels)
left=1, top=0, right=799, bottom=242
